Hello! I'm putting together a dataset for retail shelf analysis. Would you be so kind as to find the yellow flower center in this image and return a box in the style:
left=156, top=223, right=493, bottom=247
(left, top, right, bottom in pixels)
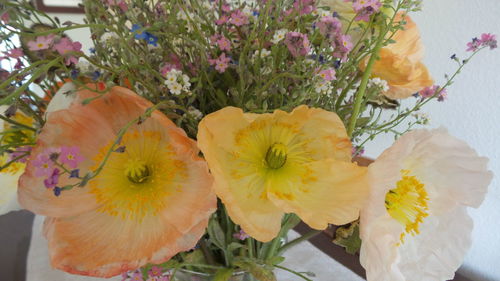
left=124, top=159, right=150, bottom=184
left=89, top=130, right=187, bottom=221
left=265, top=143, right=288, bottom=169
left=385, top=170, right=429, bottom=243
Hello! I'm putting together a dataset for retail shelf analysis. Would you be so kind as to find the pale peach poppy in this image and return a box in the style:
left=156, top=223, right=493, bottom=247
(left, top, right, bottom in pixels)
left=18, top=85, right=216, bottom=277
left=361, top=14, right=434, bottom=99
left=197, top=106, right=368, bottom=242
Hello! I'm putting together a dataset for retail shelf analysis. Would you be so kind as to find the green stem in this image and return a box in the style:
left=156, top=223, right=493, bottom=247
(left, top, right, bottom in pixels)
left=346, top=30, right=386, bottom=137
left=0, top=58, right=62, bottom=105
left=0, top=115, right=36, bottom=132
left=278, top=230, right=322, bottom=255
left=274, top=265, right=313, bottom=281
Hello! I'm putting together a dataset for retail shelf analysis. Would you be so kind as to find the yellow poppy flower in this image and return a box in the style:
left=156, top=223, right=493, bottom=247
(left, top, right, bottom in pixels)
left=197, top=105, right=368, bottom=242
left=0, top=106, right=34, bottom=216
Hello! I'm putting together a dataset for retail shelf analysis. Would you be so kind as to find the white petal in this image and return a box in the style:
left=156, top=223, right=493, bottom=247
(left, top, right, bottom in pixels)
left=46, top=82, right=77, bottom=114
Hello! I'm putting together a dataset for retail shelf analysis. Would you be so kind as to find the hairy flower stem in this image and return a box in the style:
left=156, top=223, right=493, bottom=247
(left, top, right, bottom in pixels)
left=347, top=30, right=386, bottom=137
left=278, top=230, right=322, bottom=255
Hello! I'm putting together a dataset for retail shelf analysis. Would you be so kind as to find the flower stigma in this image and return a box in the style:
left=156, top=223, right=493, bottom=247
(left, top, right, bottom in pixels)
left=265, top=143, right=288, bottom=169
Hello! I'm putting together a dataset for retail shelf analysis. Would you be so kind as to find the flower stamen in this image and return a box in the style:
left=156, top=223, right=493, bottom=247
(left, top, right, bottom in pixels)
left=385, top=170, right=429, bottom=244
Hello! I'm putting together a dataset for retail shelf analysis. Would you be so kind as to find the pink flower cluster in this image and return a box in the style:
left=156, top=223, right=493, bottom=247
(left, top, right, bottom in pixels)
left=209, top=53, right=231, bottom=73
left=213, top=1, right=249, bottom=27
left=319, top=68, right=337, bottom=81
left=0, top=48, right=25, bottom=70
left=419, top=85, right=447, bottom=102
left=26, top=35, right=82, bottom=65
left=121, top=267, right=170, bottom=281
left=105, top=0, right=128, bottom=12
left=292, top=0, right=316, bottom=16
left=467, top=33, right=498, bottom=52
left=317, top=16, right=353, bottom=61
left=32, top=146, right=84, bottom=194
left=233, top=229, right=250, bottom=240
left=210, top=34, right=232, bottom=51
left=346, top=0, right=382, bottom=22
left=159, top=54, right=182, bottom=76
left=284, top=32, right=311, bottom=57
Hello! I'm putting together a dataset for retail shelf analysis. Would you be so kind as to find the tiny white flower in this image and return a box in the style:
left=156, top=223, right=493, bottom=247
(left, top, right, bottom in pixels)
left=271, top=29, right=288, bottom=44
left=168, top=82, right=183, bottom=95
left=100, top=32, right=119, bottom=43
left=368, top=77, right=389, bottom=92
left=186, top=106, right=203, bottom=120
left=319, top=9, right=331, bottom=18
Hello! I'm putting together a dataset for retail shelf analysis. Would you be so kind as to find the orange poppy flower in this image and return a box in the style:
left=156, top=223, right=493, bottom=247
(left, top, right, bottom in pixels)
left=361, top=14, right=434, bottom=99
left=18, top=85, right=216, bottom=277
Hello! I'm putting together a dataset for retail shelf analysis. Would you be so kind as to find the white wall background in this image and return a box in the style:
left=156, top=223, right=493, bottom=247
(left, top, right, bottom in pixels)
left=47, top=1, right=500, bottom=280
left=365, top=1, right=500, bottom=281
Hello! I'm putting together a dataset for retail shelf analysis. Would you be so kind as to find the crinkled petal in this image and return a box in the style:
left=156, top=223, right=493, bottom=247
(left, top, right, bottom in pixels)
left=44, top=209, right=208, bottom=278
left=267, top=159, right=368, bottom=229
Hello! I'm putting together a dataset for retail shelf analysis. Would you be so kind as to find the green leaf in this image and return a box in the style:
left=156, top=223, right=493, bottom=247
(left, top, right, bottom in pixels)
left=266, top=256, right=285, bottom=266
left=333, top=222, right=362, bottom=255
left=227, top=242, right=243, bottom=252
left=234, top=258, right=276, bottom=281
left=212, top=268, right=234, bottom=281
left=207, top=218, right=226, bottom=250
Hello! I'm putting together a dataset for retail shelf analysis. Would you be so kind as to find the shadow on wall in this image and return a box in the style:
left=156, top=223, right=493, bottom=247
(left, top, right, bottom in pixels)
left=0, top=210, right=34, bottom=281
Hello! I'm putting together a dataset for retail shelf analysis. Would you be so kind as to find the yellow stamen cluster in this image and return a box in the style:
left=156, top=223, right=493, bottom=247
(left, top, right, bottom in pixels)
left=385, top=170, right=429, bottom=244
left=89, top=130, right=187, bottom=221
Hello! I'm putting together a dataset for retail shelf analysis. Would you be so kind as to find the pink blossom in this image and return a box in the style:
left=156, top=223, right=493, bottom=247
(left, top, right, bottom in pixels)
left=317, top=16, right=342, bottom=38
left=466, top=38, right=481, bottom=52
left=233, top=229, right=250, bottom=240
left=148, top=266, right=163, bottom=277
left=9, top=146, right=32, bottom=163
left=215, top=15, right=229, bottom=25
left=419, top=85, right=447, bottom=101
left=160, top=54, right=182, bottom=76
left=130, top=271, right=143, bottom=281
left=0, top=12, right=9, bottom=23
left=319, top=68, right=337, bottom=81
left=106, top=0, right=128, bottom=12
left=14, top=59, right=23, bottom=70
left=333, top=34, right=353, bottom=61
left=32, top=154, right=54, bottom=177
left=27, top=35, right=55, bottom=51
left=284, top=32, right=311, bottom=57
left=209, top=53, right=231, bottom=73
left=217, top=36, right=231, bottom=51
left=293, top=0, right=316, bottom=15
left=54, top=38, right=82, bottom=65
left=43, top=168, right=60, bottom=189
left=59, top=146, right=84, bottom=169
left=230, top=10, right=249, bottom=26
left=4, top=48, right=24, bottom=59
left=352, top=0, right=382, bottom=22
left=479, top=33, right=497, bottom=50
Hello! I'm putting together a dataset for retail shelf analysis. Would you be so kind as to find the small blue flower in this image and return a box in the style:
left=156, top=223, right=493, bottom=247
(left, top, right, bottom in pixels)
left=89, top=47, right=96, bottom=54
left=91, top=70, right=101, bottom=81
left=146, top=33, right=158, bottom=46
left=53, top=186, right=62, bottom=197
left=70, top=69, right=79, bottom=80
left=70, top=169, right=80, bottom=179
left=131, top=24, right=148, bottom=40
left=252, top=11, right=259, bottom=17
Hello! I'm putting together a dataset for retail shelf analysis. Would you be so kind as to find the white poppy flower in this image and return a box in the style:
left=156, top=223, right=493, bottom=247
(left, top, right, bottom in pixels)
left=360, top=128, right=493, bottom=281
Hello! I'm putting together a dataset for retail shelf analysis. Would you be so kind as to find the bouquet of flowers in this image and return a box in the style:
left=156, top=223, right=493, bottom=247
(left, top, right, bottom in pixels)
left=0, top=0, right=496, bottom=280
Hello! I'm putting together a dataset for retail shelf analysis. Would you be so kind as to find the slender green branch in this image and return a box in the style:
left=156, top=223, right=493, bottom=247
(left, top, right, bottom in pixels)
left=278, top=230, right=322, bottom=255
left=274, top=265, right=313, bottom=281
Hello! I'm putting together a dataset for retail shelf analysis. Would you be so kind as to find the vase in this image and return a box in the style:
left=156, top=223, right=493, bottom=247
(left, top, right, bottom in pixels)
left=171, top=269, right=254, bottom=281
